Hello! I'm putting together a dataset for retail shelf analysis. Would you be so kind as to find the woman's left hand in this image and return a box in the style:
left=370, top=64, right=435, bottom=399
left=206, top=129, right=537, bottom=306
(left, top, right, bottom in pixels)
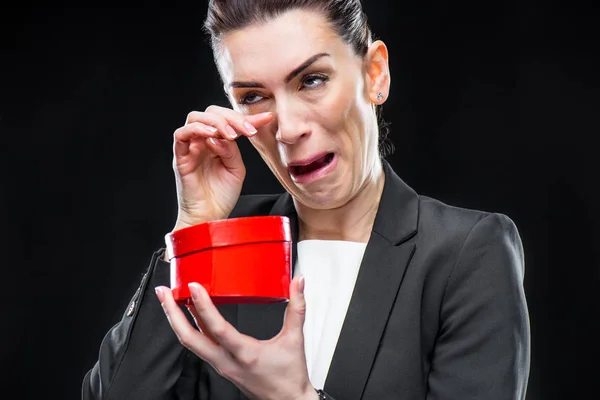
left=155, top=275, right=318, bottom=400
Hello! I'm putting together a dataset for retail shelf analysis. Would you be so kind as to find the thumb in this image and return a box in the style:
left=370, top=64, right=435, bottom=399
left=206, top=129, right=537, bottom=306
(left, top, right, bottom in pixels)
left=282, top=275, right=306, bottom=335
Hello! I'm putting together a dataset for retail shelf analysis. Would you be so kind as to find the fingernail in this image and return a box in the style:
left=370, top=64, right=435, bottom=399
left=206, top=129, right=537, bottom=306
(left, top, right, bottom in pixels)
left=243, top=121, right=257, bottom=135
left=205, top=125, right=217, bottom=133
left=298, top=276, right=305, bottom=294
left=208, top=137, right=222, bottom=146
left=155, top=287, right=164, bottom=302
left=261, top=111, right=273, bottom=117
left=225, top=125, right=238, bottom=139
left=188, top=283, right=201, bottom=300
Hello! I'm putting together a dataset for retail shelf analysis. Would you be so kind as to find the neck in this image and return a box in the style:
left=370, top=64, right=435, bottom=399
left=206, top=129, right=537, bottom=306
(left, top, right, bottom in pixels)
left=295, top=160, right=385, bottom=243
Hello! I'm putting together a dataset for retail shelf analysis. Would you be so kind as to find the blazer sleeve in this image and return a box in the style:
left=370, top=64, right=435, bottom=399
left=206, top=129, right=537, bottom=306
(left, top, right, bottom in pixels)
left=81, top=249, right=200, bottom=400
left=427, top=213, right=531, bottom=400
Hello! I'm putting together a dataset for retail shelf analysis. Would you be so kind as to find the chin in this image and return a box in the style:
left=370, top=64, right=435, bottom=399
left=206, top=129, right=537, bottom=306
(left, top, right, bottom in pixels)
left=292, top=184, right=351, bottom=210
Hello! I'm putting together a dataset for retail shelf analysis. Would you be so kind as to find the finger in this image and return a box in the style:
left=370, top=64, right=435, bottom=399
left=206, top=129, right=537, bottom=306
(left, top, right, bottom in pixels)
left=203, top=107, right=274, bottom=138
left=186, top=304, right=219, bottom=345
left=281, top=275, right=306, bottom=338
left=205, top=137, right=245, bottom=175
left=188, top=282, right=249, bottom=355
left=173, top=123, right=220, bottom=158
left=174, top=122, right=219, bottom=143
left=245, top=111, right=274, bottom=128
left=185, top=111, right=240, bottom=140
left=155, top=285, right=225, bottom=364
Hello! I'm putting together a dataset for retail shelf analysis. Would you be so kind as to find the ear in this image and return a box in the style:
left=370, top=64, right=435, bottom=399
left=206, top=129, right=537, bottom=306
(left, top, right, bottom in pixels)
left=364, top=40, right=391, bottom=104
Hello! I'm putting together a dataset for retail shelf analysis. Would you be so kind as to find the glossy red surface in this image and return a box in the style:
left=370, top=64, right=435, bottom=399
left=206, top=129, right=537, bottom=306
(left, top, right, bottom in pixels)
left=165, top=216, right=292, bottom=305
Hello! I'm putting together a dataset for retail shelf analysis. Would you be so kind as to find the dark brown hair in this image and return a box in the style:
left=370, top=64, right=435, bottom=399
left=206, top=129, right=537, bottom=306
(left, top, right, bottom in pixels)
left=204, top=0, right=372, bottom=57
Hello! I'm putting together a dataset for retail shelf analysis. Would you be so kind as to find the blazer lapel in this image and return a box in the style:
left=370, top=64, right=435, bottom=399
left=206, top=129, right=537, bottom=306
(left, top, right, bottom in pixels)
left=324, top=161, right=419, bottom=399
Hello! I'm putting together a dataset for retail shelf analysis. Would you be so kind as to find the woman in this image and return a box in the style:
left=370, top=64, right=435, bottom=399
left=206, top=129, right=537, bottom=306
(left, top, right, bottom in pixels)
left=82, top=1, right=530, bottom=399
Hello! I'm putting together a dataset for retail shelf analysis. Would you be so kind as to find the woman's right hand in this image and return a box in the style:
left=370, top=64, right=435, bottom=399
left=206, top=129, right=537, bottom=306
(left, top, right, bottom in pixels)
left=170, top=106, right=274, bottom=232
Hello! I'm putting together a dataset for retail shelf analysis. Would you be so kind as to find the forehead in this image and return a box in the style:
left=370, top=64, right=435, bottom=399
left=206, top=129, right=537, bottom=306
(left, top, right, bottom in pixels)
left=217, top=9, right=345, bottom=85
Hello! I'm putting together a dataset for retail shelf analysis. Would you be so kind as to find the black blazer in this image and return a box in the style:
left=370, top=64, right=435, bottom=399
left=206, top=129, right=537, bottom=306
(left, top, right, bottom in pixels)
left=82, top=161, right=530, bottom=399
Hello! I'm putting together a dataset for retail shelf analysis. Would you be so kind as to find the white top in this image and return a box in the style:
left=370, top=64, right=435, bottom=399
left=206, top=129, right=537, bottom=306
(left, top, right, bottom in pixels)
left=293, top=240, right=367, bottom=390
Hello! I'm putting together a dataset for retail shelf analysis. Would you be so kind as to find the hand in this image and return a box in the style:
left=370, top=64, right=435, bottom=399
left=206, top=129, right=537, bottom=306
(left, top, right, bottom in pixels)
left=171, top=106, right=274, bottom=232
left=155, top=276, right=318, bottom=400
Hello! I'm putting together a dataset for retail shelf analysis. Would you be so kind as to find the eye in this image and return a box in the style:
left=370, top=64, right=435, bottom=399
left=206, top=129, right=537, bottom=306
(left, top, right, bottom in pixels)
left=239, top=93, right=264, bottom=105
left=301, top=74, right=329, bottom=89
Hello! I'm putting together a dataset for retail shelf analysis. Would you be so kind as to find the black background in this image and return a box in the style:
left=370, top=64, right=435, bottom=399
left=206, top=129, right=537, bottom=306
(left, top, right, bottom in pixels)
left=1, top=1, right=599, bottom=399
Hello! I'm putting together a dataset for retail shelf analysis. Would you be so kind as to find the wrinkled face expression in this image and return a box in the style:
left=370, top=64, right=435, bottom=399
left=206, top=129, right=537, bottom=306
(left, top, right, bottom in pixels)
left=217, top=9, right=380, bottom=209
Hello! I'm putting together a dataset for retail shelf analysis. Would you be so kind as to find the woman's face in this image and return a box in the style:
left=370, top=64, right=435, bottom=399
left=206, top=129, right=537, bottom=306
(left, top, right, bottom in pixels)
left=217, top=9, right=387, bottom=209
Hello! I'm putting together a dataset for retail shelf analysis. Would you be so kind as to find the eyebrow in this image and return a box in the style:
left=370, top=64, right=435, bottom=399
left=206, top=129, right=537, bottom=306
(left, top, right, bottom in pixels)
left=230, top=53, right=330, bottom=89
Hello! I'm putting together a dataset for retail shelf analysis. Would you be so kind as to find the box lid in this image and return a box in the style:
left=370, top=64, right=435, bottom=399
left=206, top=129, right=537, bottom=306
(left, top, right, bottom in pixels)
left=165, top=215, right=291, bottom=259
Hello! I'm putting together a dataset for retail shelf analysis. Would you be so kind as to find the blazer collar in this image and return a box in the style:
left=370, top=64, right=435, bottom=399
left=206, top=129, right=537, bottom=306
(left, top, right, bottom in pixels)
left=372, top=160, right=419, bottom=244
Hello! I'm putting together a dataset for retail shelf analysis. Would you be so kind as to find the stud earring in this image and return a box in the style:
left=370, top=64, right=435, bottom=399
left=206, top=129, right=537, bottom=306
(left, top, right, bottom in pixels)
left=376, top=92, right=383, bottom=101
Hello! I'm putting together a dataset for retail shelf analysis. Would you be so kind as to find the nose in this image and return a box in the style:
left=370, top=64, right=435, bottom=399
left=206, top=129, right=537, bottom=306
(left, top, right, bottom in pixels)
left=274, top=98, right=310, bottom=145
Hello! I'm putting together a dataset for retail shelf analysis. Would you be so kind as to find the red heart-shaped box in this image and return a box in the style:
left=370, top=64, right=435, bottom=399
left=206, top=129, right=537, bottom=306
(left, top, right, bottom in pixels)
left=165, top=216, right=292, bottom=305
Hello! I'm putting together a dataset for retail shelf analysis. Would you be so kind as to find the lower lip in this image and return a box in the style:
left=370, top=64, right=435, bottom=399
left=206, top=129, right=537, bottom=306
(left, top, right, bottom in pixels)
left=289, top=153, right=338, bottom=184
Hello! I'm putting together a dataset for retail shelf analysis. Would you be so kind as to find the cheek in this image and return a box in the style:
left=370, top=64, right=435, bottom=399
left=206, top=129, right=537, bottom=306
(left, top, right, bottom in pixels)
left=316, top=86, right=365, bottom=149
left=310, top=87, right=355, bottom=133
left=242, top=102, right=272, bottom=115
left=250, top=134, right=283, bottom=168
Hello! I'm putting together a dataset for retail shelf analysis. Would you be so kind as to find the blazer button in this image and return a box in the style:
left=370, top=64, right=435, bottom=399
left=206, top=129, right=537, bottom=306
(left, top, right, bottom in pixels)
left=126, top=300, right=136, bottom=316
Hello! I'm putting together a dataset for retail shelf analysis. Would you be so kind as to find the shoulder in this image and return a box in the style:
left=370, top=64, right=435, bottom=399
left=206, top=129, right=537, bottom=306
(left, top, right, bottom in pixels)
left=229, top=194, right=283, bottom=218
left=419, top=194, right=525, bottom=289
left=415, top=195, right=528, bottom=322
left=417, top=194, right=521, bottom=247
left=414, top=194, right=525, bottom=288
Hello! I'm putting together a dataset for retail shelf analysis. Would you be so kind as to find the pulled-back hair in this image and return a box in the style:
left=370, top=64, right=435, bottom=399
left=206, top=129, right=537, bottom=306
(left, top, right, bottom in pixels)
left=204, top=0, right=372, bottom=57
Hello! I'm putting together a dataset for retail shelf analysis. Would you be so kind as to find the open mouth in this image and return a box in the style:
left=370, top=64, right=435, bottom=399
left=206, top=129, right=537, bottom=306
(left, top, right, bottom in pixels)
left=288, top=152, right=335, bottom=181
